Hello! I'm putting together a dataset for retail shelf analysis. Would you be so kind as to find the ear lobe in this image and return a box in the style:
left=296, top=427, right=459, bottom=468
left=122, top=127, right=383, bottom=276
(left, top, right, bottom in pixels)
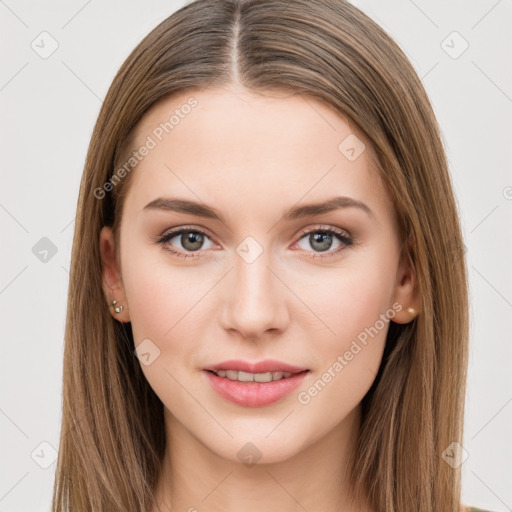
left=99, top=226, right=131, bottom=323
left=391, top=238, right=421, bottom=324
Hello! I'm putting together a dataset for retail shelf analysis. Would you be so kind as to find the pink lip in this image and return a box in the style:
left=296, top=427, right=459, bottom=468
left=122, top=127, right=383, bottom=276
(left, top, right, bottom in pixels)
left=203, top=359, right=309, bottom=374
left=203, top=361, right=310, bottom=407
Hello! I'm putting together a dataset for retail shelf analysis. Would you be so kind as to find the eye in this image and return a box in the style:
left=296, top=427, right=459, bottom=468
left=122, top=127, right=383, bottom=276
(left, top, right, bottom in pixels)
left=155, top=226, right=215, bottom=259
left=293, top=226, right=353, bottom=258
left=155, top=225, right=353, bottom=260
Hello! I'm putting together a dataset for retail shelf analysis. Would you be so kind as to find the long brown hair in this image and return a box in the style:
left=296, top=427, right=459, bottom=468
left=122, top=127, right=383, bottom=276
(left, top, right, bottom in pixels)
left=51, top=1, right=469, bottom=510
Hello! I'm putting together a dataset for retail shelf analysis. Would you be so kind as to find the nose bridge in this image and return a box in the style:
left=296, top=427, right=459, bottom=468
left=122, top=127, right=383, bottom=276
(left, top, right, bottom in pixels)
left=221, top=235, right=288, bottom=338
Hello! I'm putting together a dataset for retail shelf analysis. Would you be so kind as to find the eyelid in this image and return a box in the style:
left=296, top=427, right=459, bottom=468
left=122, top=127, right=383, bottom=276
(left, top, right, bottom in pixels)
left=294, top=224, right=351, bottom=240
left=155, top=224, right=213, bottom=241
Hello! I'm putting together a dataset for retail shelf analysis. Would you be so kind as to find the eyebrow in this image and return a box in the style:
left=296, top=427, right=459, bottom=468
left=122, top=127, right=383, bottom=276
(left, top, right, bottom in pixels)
left=143, top=196, right=374, bottom=222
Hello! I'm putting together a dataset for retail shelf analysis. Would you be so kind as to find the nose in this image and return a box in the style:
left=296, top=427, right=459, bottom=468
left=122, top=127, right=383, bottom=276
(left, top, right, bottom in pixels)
left=219, top=247, right=290, bottom=341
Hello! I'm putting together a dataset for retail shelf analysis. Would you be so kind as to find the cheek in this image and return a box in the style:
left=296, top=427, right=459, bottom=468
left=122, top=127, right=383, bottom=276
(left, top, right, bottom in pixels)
left=294, top=279, right=391, bottom=431
left=292, top=257, right=395, bottom=404
left=120, top=240, right=218, bottom=386
left=299, top=260, right=395, bottom=351
left=120, top=245, right=205, bottom=412
left=121, top=237, right=203, bottom=340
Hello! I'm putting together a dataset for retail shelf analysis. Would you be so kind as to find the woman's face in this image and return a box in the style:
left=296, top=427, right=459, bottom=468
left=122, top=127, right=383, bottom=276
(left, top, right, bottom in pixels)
left=100, top=84, right=418, bottom=464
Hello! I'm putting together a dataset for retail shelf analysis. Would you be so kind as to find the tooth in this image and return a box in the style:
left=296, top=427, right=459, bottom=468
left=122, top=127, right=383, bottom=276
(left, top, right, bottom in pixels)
left=238, top=371, right=254, bottom=382
left=215, top=370, right=297, bottom=382
left=254, top=372, right=273, bottom=383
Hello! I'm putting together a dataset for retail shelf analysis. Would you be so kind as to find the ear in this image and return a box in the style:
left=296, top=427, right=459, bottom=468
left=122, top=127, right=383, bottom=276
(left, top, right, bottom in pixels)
left=99, top=226, right=131, bottom=323
left=390, top=236, right=421, bottom=324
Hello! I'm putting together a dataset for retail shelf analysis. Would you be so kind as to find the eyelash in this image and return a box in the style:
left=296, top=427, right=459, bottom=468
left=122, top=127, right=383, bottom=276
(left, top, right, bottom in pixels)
left=154, top=225, right=353, bottom=260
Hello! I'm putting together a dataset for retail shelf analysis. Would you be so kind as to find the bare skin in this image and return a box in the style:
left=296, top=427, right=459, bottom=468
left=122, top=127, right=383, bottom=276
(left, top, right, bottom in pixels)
left=99, top=83, right=420, bottom=511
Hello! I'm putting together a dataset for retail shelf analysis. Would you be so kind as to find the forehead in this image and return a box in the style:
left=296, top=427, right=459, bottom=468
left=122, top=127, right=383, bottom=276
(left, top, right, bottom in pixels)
left=122, top=85, right=394, bottom=223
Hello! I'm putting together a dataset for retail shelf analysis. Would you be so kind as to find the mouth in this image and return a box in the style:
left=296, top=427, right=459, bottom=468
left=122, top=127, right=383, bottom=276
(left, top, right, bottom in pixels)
left=202, top=360, right=310, bottom=407
left=204, top=368, right=309, bottom=383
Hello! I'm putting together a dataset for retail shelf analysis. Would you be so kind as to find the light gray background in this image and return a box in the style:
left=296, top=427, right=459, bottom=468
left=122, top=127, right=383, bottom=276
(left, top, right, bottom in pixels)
left=1, top=1, right=511, bottom=511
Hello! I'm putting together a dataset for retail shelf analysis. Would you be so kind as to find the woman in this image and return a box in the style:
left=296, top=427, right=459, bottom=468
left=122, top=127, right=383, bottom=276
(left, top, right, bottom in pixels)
left=51, top=0, right=485, bottom=510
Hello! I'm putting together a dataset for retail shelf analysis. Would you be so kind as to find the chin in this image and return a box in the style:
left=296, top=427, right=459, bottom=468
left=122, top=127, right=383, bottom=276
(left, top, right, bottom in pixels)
left=202, top=426, right=312, bottom=466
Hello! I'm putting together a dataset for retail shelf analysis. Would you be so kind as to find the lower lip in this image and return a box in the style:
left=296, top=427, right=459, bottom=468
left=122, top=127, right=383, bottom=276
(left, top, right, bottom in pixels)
left=204, top=370, right=309, bottom=407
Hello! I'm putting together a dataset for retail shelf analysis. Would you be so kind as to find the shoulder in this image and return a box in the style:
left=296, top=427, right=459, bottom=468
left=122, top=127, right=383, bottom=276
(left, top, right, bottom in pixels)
left=465, top=506, right=494, bottom=512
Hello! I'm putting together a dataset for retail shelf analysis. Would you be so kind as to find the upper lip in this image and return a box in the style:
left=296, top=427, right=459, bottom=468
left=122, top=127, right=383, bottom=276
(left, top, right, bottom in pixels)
left=204, top=359, right=309, bottom=374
